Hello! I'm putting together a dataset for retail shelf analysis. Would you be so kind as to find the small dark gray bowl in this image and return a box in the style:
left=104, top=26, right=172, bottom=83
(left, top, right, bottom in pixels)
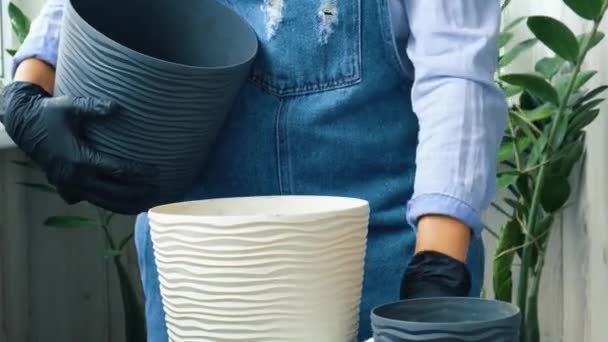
left=55, top=0, right=258, bottom=205
left=371, top=298, right=520, bottom=342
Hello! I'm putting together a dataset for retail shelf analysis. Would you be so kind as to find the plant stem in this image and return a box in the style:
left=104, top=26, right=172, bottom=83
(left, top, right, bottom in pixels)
left=96, top=207, right=116, bottom=249
left=493, top=229, right=549, bottom=261
left=602, top=1, right=608, bottom=19
left=95, top=206, right=145, bottom=341
left=114, top=257, right=146, bottom=342
left=517, top=19, right=603, bottom=342
left=511, top=111, right=545, bottom=137
left=525, top=226, right=550, bottom=342
left=509, top=116, right=523, bottom=170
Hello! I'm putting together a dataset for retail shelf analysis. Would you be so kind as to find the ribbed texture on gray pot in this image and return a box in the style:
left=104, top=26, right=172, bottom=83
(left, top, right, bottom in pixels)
left=54, top=0, right=258, bottom=205
left=371, top=298, right=520, bottom=342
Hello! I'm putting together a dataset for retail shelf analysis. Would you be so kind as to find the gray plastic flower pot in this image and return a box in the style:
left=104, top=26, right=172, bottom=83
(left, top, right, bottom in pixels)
left=54, top=0, right=258, bottom=205
left=371, top=297, right=521, bottom=342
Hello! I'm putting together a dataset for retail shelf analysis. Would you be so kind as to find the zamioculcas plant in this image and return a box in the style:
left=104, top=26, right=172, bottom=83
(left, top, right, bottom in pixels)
left=494, top=0, right=608, bottom=341
left=5, top=3, right=145, bottom=341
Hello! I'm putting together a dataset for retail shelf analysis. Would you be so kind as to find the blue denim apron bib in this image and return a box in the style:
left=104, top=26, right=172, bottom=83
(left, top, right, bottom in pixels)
left=134, top=0, right=485, bottom=340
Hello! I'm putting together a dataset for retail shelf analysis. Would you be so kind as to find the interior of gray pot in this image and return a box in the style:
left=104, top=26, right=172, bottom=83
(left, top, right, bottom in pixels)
left=373, top=298, right=519, bottom=324
left=71, top=0, right=257, bottom=68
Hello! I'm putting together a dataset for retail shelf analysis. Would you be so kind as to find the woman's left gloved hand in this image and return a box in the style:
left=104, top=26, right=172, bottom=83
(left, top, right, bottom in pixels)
left=400, top=250, right=471, bottom=299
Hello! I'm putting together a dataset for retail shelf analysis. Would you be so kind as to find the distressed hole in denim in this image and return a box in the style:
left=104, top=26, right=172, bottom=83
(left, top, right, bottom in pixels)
left=318, top=0, right=338, bottom=44
left=261, top=0, right=284, bottom=40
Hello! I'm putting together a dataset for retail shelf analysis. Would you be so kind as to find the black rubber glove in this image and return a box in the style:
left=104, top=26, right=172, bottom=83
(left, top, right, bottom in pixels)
left=400, top=251, right=472, bottom=299
left=0, top=81, right=158, bottom=215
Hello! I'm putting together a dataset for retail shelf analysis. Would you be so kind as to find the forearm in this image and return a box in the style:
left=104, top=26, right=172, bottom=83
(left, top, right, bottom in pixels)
left=15, top=59, right=56, bottom=94
left=11, top=0, right=64, bottom=91
left=415, top=215, right=470, bottom=262
left=404, top=1, right=507, bottom=258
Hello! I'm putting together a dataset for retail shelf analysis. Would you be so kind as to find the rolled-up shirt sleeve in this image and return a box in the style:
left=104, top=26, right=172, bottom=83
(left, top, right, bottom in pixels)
left=404, top=1, right=508, bottom=236
left=12, top=0, right=65, bottom=76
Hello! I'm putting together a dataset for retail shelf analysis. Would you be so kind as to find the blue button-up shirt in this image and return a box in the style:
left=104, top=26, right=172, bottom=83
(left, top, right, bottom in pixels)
left=13, top=0, right=507, bottom=236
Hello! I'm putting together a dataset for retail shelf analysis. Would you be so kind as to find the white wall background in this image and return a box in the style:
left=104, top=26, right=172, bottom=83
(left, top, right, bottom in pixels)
left=1, top=0, right=608, bottom=341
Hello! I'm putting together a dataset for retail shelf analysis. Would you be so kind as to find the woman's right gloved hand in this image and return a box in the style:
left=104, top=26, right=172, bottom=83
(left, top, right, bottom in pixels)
left=0, top=81, right=158, bottom=215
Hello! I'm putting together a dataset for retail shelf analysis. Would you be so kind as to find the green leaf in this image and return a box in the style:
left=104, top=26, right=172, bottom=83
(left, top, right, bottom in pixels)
left=519, top=91, right=544, bottom=111
left=540, top=174, right=571, bottom=212
left=497, top=174, right=517, bottom=190
left=16, top=182, right=56, bottom=194
left=568, top=91, right=587, bottom=107
left=6, top=48, right=17, bottom=56
left=499, top=32, right=514, bottom=49
left=569, top=109, right=601, bottom=134
left=564, top=0, right=605, bottom=21
left=511, top=112, right=540, bottom=147
left=516, top=175, right=533, bottom=203
left=553, top=71, right=590, bottom=102
left=557, top=140, right=585, bottom=177
left=523, top=104, right=555, bottom=122
left=497, top=169, right=521, bottom=177
left=11, top=160, right=39, bottom=170
left=8, top=3, right=31, bottom=44
left=575, top=85, right=608, bottom=106
left=552, top=115, right=570, bottom=149
left=530, top=214, right=556, bottom=269
left=536, top=215, right=555, bottom=237
left=499, top=38, right=538, bottom=68
left=493, top=220, right=524, bottom=302
left=44, top=216, right=98, bottom=229
left=527, top=16, right=580, bottom=63
left=498, top=137, right=531, bottom=162
left=501, top=73, right=560, bottom=105
left=504, top=16, right=527, bottom=32
left=104, top=249, right=122, bottom=258
left=526, top=136, right=548, bottom=170
left=578, top=31, right=605, bottom=53
left=574, top=98, right=604, bottom=116
left=574, top=71, right=597, bottom=92
left=504, top=198, right=528, bottom=214
left=535, top=57, right=564, bottom=79
left=503, top=85, right=523, bottom=98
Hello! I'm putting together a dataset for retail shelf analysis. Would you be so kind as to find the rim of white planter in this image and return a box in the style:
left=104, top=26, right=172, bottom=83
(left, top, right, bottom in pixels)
left=148, top=195, right=370, bottom=341
left=149, top=195, right=370, bottom=223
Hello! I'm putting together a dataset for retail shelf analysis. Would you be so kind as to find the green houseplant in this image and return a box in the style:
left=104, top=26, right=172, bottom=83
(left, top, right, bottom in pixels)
left=4, top=3, right=145, bottom=341
left=493, top=0, right=608, bottom=341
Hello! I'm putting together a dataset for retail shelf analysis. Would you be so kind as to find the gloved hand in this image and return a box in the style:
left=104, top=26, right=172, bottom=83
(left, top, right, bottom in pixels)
left=400, top=250, right=471, bottom=299
left=0, top=81, right=158, bottom=215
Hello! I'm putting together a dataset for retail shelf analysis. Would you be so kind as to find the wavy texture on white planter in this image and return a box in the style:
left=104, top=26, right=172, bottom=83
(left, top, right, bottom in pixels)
left=149, top=196, right=369, bottom=342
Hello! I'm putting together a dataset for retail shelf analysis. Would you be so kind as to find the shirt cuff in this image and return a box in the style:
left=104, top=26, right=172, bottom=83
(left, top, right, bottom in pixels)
left=11, top=33, right=60, bottom=77
left=406, top=193, right=483, bottom=237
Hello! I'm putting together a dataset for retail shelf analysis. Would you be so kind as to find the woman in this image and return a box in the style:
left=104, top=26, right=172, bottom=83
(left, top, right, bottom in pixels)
left=1, top=0, right=506, bottom=340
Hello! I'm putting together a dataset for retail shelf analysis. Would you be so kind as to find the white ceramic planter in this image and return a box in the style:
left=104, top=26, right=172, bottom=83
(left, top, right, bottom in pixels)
left=149, top=196, right=370, bottom=342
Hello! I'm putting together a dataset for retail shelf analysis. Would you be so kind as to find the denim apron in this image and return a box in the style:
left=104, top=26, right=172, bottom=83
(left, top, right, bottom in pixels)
left=134, top=0, right=485, bottom=340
